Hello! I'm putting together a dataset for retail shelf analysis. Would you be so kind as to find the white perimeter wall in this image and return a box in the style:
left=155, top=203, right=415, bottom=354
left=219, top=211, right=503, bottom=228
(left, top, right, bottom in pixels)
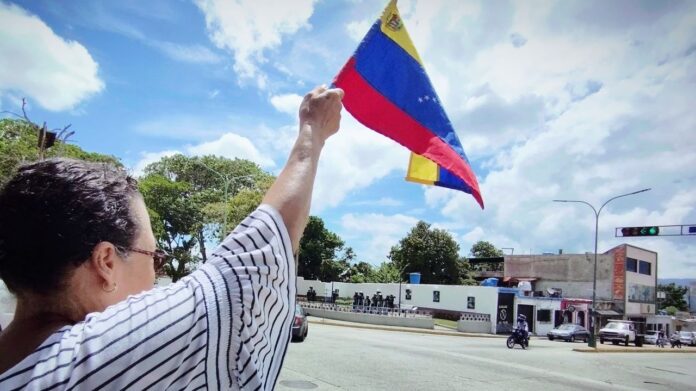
left=298, top=278, right=499, bottom=333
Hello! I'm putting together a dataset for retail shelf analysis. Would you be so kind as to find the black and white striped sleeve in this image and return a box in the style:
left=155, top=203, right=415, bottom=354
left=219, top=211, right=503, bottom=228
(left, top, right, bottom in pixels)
left=198, top=204, right=296, bottom=390
left=0, top=205, right=295, bottom=391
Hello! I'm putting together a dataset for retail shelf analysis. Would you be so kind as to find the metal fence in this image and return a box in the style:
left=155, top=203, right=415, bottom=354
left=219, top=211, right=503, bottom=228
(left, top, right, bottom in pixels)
left=300, top=302, right=432, bottom=319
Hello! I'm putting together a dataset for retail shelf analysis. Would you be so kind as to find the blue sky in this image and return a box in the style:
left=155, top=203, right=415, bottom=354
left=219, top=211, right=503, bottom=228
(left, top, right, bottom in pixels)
left=1, top=0, right=696, bottom=277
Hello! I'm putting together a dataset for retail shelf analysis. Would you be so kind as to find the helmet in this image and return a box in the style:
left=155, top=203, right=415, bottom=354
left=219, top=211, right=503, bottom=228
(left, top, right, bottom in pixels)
left=517, top=314, right=527, bottom=321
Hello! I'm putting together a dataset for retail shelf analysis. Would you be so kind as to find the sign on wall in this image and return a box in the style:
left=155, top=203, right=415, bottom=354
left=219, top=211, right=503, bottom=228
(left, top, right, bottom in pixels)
left=628, top=284, right=655, bottom=303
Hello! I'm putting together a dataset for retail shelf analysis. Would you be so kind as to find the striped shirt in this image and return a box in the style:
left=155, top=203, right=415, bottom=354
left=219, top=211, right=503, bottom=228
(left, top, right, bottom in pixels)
left=0, top=205, right=296, bottom=390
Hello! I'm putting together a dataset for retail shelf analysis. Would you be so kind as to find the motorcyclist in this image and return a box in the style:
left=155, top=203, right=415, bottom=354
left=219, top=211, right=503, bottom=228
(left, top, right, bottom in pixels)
left=516, top=314, right=529, bottom=341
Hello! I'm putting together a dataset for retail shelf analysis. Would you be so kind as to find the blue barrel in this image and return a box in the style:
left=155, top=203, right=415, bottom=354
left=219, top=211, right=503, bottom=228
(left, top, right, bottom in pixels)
left=480, top=277, right=498, bottom=287
left=409, top=272, right=421, bottom=284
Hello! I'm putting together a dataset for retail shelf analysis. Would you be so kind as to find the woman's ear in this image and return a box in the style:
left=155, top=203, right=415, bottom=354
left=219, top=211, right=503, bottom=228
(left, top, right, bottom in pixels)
left=90, top=242, right=120, bottom=290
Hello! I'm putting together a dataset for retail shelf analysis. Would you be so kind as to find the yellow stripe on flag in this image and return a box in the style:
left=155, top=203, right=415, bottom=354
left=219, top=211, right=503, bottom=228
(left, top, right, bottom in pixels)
left=380, top=0, right=423, bottom=65
left=406, top=152, right=438, bottom=185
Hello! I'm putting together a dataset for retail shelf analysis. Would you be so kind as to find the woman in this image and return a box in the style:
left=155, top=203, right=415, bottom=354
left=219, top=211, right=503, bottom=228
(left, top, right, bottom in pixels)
left=0, top=86, right=343, bottom=390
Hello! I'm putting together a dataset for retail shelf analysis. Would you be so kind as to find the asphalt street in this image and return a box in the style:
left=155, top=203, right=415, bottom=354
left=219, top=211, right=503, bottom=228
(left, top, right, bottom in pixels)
left=276, top=322, right=695, bottom=391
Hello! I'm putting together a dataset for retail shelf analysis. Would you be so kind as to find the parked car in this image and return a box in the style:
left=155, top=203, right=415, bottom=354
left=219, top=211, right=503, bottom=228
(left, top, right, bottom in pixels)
left=292, top=304, right=309, bottom=342
left=644, top=330, right=660, bottom=345
left=678, top=331, right=696, bottom=346
left=599, top=320, right=645, bottom=346
left=547, top=324, right=590, bottom=342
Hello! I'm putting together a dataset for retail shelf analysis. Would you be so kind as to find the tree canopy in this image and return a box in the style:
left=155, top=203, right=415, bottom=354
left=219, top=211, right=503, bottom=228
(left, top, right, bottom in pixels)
left=469, top=240, right=503, bottom=258
left=389, top=221, right=470, bottom=285
left=139, top=154, right=274, bottom=281
left=657, top=283, right=688, bottom=312
left=0, top=118, right=120, bottom=185
left=298, top=216, right=345, bottom=280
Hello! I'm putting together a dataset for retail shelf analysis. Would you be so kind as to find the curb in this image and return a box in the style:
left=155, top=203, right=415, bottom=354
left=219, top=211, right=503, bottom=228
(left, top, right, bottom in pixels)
left=307, top=318, right=505, bottom=338
left=573, top=348, right=696, bottom=354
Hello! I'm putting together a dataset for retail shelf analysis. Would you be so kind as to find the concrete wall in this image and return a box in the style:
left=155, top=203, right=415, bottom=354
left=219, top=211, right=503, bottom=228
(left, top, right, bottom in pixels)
left=625, top=246, right=657, bottom=316
left=303, top=306, right=434, bottom=329
left=505, top=254, right=614, bottom=300
left=457, top=319, right=491, bottom=333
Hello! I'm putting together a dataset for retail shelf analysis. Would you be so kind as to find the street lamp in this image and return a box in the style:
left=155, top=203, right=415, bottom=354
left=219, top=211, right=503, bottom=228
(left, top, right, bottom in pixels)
left=190, top=159, right=256, bottom=232
left=554, top=188, right=651, bottom=348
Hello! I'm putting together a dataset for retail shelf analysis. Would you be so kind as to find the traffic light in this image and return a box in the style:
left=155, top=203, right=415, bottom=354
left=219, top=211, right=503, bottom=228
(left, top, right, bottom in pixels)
left=621, top=226, right=660, bottom=236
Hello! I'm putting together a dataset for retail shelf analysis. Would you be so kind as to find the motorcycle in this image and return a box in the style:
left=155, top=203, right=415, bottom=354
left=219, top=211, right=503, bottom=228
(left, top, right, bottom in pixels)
left=507, top=328, right=529, bottom=349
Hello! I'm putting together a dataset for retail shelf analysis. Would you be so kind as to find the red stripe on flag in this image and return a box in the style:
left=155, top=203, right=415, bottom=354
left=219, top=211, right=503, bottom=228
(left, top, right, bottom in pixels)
left=334, top=57, right=483, bottom=208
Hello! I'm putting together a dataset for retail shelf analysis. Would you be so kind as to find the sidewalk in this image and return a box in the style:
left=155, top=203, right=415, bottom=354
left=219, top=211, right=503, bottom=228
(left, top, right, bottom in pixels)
left=573, top=344, right=696, bottom=353
left=307, top=316, right=503, bottom=339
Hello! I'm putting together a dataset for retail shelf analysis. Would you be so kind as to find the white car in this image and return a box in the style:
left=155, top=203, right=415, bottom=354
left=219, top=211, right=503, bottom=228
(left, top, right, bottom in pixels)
left=644, top=330, right=660, bottom=345
left=678, top=331, right=696, bottom=346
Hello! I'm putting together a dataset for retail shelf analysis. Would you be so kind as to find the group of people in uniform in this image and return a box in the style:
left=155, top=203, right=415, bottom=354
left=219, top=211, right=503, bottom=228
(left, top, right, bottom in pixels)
left=352, top=291, right=397, bottom=309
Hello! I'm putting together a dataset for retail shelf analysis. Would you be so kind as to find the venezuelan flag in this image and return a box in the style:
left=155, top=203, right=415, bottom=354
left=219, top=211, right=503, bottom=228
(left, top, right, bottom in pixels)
left=333, top=0, right=483, bottom=208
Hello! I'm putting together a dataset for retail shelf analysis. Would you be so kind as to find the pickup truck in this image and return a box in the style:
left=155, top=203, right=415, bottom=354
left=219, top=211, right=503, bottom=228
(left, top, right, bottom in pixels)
left=599, top=320, right=645, bottom=347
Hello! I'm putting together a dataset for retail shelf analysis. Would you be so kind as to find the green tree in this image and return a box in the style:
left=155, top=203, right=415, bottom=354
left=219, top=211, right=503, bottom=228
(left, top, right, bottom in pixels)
left=144, top=154, right=273, bottom=259
left=298, top=216, right=344, bottom=280
left=371, top=262, right=401, bottom=283
left=348, top=261, right=374, bottom=283
left=0, top=118, right=119, bottom=185
left=470, top=240, right=503, bottom=258
left=223, top=176, right=274, bottom=232
left=657, top=283, right=688, bottom=311
left=389, top=221, right=463, bottom=285
left=138, top=174, right=204, bottom=282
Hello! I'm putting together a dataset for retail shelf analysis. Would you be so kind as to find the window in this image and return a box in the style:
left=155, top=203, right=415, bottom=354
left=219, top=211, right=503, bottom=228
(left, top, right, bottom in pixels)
left=626, top=257, right=637, bottom=272
left=467, top=296, right=475, bottom=309
left=433, top=290, right=440, bottom=302
left=639, top=260, right=651, bottom=275
left=537, top=309, right=551, bottom=322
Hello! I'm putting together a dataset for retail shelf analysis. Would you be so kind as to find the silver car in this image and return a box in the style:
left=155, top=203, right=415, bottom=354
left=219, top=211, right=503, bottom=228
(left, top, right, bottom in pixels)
left=678, top=331, right=696, bottom=346
left=644, top=330, right=660, bottom=345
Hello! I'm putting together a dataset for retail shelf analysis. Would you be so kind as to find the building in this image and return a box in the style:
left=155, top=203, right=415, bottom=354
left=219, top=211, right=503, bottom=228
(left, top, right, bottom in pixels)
left=501, top=243, right=658, bottom=329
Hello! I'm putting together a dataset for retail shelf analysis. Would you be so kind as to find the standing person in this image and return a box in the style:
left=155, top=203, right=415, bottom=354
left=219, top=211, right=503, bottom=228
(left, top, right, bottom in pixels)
left=0, top=86, right=344, bottom=390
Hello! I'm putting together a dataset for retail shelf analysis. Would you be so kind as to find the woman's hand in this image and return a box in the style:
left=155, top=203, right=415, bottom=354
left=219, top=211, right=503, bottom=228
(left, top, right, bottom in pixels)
left=299, top=85, right=344, bottom=145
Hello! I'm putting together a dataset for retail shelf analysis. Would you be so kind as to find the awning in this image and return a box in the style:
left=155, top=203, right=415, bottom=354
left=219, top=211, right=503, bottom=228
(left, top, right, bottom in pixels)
left=503, top=277, right=538, bottom=282
left=595, top=310, right=621, bottom=316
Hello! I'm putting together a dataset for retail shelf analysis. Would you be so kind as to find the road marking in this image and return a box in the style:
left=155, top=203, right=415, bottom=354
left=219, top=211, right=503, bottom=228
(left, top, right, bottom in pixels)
left=645, top=366, right=688, bottom=376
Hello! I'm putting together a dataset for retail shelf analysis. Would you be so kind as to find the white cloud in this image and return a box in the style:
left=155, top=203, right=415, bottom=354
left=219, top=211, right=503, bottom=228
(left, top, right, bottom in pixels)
left=369, top=0, right=696, bottom=277
left=346, top=19, right=372, bottom=42
left=131, top=150, right=180, bottom=177
left=150, top=41, right=222, bottom=64
left=270, top=93, right=303, bottom=115
left=195, top=0, right=318, bottom=88
left=0, top=3, right=103, bottom=111
left=352, top=197, right=404, bottom=208
left=341, top=212, right=420, bottom=262
left=187, top=132, right=275, bottom=168
left=311, top=113, right=409, bottom=212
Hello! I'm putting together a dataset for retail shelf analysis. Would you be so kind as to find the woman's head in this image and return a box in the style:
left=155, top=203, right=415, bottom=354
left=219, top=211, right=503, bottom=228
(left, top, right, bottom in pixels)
left=0, top=158, right=158, bottom=317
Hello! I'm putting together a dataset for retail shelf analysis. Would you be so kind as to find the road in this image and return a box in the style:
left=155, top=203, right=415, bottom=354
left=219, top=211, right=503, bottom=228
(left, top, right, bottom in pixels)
left=277, top=322, right=694, bottom=391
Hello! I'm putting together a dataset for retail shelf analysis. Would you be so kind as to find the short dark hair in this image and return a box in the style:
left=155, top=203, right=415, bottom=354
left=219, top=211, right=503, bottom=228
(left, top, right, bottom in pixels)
left=0, top=158, right=140, bottom=295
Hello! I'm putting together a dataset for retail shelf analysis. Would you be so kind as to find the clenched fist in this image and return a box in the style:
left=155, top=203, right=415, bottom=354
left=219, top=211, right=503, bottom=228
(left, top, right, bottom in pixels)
left=299, top=85, right=344, bottom=143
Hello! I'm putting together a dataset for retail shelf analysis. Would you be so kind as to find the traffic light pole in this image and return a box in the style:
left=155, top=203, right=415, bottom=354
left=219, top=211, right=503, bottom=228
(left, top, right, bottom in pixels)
left=554, top=188, right=650, bottom=348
